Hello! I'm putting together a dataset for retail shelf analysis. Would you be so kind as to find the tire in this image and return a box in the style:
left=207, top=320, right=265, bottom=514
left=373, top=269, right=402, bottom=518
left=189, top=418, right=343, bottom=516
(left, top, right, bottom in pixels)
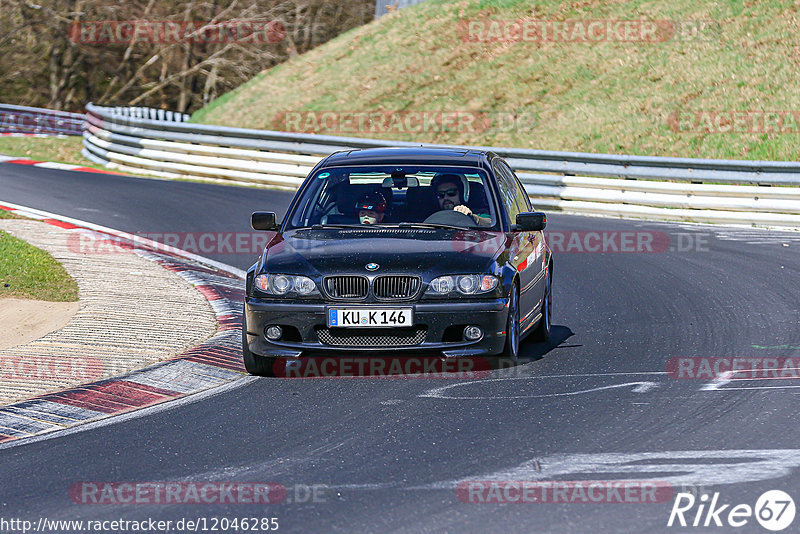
left=500, top=285, right=521, bottom=362
left=531, top=267, right=552, bottom=342
left=242, top=304, right=277, bottom=376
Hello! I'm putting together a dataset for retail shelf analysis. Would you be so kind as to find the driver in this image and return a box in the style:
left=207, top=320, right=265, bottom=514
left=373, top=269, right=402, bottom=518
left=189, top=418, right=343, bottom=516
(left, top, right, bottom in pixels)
left=431, top=174, right=492, bottom=227
left=355, top=191, right=387, bottom=225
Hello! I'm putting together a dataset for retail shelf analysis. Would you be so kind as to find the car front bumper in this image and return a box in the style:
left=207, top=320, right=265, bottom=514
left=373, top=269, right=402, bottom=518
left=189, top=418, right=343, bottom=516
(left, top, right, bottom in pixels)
left=244, top=297, right=509, bottom=358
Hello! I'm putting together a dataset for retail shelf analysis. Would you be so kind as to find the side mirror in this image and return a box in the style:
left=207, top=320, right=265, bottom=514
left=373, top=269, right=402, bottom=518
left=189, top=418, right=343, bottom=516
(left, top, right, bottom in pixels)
left=251, top=211, right=279, bottom=231
left=514, top=212, right=546, bottom=232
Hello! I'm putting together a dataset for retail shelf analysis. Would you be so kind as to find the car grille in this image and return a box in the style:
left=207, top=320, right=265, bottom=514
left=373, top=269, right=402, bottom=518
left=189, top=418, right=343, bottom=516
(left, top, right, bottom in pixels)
left=324, top=276, right=369, bottom=299
left=316, top=327, right=427, bottom=347
left=323, top=275, right=421, bottom=300
left=374, top=276, right=420, bottom=299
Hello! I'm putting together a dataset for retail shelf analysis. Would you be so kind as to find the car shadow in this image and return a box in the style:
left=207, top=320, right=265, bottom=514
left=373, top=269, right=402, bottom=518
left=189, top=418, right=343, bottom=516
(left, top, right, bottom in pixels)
left=261, top=326, right=577, bottom=377
left=489, top=325, right=576, bottom=370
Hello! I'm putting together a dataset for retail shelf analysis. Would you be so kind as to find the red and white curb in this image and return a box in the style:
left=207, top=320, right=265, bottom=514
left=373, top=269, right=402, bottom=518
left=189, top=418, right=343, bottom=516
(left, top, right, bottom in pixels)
left=0, top=201, right=249, bottom=447
left=0, top=154, right=125, bottom=175
left=0, top=132, right=67, bottom=138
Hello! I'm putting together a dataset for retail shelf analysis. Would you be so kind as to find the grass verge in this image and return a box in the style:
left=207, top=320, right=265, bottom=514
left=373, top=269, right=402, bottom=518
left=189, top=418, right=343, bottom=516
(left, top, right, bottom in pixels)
left=0, top=136, right=281, bottom=189
left=0, top=208, right=23, bottom=220
left=0, top=228, right=79, bottom=302
left=0, top=136, right=108, bottom=171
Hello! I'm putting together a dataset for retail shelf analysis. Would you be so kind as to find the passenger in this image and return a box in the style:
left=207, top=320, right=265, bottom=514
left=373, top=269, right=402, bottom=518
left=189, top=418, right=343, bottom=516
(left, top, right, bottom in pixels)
left=355, top=191, right=387, bottom=225
left=431, top=174, right=492, bottom=227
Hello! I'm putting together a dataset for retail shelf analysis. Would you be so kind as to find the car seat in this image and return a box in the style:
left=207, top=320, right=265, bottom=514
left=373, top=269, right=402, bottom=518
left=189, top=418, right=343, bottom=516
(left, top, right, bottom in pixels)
left=403, top=186, right=439, bottom=222
left=466, top=181, right=490, bottom=215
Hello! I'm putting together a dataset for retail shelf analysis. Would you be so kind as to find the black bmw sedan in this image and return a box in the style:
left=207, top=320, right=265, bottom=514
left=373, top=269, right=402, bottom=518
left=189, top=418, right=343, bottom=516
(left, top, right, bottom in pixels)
left=243, top=147, right=552, bottom=375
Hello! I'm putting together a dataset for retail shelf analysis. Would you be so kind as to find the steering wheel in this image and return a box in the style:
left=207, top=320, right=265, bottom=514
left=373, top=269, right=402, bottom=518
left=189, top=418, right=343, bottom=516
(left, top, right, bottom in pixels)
left=423, top=209, right=477, bottom=227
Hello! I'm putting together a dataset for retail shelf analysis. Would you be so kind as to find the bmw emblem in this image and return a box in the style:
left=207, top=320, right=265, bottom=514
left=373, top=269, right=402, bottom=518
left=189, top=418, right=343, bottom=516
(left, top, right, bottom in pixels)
left=366, top=263, right=379, bottom=271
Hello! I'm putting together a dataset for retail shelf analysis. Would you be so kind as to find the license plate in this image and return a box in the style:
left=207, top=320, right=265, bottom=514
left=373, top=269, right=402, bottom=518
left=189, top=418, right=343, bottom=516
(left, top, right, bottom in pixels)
left=328, top=308, right=413, bottom=328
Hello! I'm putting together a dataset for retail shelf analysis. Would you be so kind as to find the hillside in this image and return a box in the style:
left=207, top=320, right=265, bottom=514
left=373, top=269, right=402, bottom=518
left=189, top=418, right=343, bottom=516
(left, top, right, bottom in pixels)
left=192, top=0, right=800, bottom=160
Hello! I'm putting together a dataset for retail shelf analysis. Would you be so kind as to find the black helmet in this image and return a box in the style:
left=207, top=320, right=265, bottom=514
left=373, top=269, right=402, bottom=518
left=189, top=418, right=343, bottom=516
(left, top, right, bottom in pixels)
left=355, top=191, right=387, bottom=213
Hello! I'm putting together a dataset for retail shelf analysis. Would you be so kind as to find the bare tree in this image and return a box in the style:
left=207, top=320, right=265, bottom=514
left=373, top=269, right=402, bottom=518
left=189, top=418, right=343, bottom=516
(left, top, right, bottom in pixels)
left=0, top=0, right=374, bottom=112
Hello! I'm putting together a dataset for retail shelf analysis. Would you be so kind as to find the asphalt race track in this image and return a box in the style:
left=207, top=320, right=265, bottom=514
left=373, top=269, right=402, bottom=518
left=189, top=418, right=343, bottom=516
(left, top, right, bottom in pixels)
left=1, top=164, right=800, bottom=533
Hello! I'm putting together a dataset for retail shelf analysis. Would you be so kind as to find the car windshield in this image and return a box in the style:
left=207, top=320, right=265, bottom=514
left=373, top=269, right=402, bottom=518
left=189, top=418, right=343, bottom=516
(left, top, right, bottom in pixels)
left=286, top=165, right=498, bottom=230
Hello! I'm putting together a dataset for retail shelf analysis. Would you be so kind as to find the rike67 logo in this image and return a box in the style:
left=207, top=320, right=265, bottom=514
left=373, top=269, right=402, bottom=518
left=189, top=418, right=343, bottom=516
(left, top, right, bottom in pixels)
left=668, top=490, right=795, bottom=531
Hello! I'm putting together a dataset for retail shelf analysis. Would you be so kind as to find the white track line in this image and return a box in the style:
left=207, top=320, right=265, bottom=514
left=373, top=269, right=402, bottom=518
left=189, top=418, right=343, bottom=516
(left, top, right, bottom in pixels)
left=0, top=200, right=245, bottom=278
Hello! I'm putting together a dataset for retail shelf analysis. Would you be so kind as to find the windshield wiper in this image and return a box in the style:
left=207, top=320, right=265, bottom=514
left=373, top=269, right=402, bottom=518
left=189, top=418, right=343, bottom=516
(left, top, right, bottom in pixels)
left=310, top=224, right=367, bottom=229
left=397, top=222, right=466, bottom=231
left=308, top=223, right=469, bottom=231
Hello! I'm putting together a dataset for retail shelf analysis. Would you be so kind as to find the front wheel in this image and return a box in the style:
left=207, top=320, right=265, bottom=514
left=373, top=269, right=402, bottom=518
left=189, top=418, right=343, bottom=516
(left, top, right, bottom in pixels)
left=242, top=305, right=277, bottom=376
left=531, top=268, right=552, bottom=342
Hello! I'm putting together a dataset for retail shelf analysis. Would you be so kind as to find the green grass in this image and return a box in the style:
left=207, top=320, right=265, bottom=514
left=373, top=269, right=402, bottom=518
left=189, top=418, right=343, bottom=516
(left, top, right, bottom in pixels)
left=0, top=209, right=23, bottom=219
left=0, top=136, right=107, bottom=169
left=0, top=230, right=78, bottom=302
left=192, top=0, right=800, bottom=160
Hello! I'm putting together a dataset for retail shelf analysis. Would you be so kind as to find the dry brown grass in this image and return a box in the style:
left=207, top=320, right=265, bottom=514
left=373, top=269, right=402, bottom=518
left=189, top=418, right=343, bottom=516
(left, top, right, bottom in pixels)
left=193, top=0, right=800, bottom=160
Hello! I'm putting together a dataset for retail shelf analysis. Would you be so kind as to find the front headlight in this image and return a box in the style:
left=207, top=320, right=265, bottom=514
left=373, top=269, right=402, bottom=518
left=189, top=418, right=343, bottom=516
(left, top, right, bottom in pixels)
left=255, top=274, right=319, bottom=297
left=427, top=274, right=498, bottom=296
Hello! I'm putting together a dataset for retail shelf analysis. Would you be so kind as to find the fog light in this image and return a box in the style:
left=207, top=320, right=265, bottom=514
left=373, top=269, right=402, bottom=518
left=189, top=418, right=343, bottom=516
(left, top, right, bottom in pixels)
left=265, top=325, right=283, bottom=341
left=464, top=325, right=482, bottom=341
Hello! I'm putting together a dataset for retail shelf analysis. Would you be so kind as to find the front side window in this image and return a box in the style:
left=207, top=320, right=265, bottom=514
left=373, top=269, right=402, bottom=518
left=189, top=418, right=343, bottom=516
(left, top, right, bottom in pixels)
left=286, top=165, right=498, bottom=230
left=502, top=162, right=532, bottom=212
left=494, top=162, right=522, bottom=225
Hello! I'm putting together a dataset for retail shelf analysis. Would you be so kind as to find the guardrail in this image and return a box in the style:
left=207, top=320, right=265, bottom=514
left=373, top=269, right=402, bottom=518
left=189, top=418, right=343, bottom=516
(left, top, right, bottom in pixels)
left=100, top=106, right=190, bottom=123
left=0, top=104, right=84, bottom=136
left=82, top=103, right=800, bottom=227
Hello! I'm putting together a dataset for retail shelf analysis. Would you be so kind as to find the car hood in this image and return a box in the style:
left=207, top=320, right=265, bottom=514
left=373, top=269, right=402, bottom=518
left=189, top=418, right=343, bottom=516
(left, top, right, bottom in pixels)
left=261, top=228, right=508, bottom=278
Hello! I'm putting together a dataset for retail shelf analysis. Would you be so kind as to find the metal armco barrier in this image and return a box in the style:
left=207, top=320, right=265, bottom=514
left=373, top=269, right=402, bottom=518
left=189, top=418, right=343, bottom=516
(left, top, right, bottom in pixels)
left=82, top=103, right=800, bottom=227
left=102, top=106, right=190, bottom=123
left=0, top=104, right=84, bottom=135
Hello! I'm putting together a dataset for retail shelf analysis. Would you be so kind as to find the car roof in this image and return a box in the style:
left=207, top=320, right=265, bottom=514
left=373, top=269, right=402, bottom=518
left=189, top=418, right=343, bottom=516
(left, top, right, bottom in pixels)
left=319, top=147, right=494, bottom=168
